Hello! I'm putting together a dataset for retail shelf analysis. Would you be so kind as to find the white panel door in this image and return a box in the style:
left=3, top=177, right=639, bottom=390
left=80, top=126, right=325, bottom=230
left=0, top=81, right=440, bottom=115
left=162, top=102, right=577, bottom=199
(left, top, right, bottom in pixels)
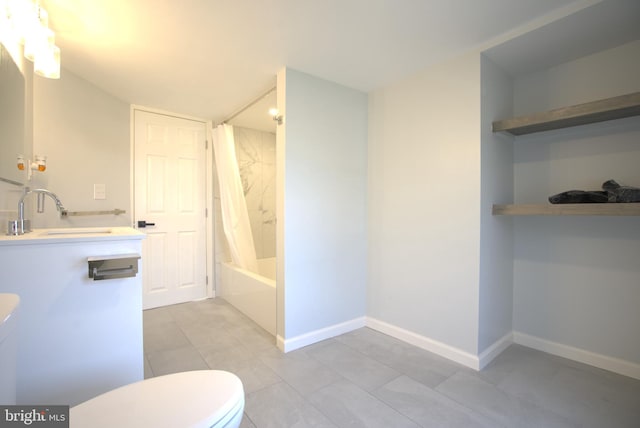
left=134, top=110, right=207, bottom=309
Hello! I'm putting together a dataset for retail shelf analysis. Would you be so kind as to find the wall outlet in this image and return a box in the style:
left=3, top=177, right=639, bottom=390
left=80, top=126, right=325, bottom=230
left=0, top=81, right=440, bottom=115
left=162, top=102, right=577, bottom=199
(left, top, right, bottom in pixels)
left=94, top=184, right=106, bottom=200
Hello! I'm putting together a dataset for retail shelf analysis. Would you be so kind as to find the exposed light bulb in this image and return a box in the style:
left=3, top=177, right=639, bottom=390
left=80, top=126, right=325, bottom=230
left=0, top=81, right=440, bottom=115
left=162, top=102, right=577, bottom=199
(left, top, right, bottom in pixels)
left=34, top=42, right=59, bottom=78
left=24, top=25, right=52, bottom=61
left=269, top=107, right=283, bottom=125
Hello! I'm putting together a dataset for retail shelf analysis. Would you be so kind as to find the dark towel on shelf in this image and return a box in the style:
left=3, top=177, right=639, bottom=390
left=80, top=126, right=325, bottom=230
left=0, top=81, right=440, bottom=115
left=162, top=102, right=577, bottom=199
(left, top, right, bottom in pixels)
left=601, top=179, right=640, bottom=202
left=548, top=190, right=609, bottom=204
left=549, top=179, right=640, bottom=204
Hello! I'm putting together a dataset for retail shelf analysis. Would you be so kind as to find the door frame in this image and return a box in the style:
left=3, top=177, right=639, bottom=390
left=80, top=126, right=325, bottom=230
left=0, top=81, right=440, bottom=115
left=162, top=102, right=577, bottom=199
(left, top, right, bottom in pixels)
left=130, top=105, right=215, bottom=300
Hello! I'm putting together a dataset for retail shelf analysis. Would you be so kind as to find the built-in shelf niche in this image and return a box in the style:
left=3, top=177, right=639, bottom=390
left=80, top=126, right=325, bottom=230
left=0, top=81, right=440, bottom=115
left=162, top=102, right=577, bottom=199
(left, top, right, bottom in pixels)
left=491, top=91, right=640, bottom=217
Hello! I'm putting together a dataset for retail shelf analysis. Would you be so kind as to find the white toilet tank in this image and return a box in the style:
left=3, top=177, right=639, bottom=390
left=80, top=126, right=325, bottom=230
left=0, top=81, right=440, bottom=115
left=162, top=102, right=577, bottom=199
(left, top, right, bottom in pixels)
left=0, top=293, right=20, bottom=405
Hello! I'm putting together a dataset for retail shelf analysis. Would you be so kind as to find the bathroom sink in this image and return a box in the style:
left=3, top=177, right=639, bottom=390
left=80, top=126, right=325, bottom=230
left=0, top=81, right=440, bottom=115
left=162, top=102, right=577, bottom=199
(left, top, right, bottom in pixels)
left=44, top=227, right=113, bottom=235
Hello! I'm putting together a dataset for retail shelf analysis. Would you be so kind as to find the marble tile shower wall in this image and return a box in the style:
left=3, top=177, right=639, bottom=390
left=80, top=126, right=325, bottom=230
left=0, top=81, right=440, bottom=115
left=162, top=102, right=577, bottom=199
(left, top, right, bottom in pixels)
left=233, top=127, right=276, bottom=260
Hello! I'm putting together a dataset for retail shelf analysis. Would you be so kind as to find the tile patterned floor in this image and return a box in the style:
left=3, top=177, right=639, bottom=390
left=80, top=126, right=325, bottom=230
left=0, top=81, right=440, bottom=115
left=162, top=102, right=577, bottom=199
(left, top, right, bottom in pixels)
left=143, top=298, right=640, bottom=428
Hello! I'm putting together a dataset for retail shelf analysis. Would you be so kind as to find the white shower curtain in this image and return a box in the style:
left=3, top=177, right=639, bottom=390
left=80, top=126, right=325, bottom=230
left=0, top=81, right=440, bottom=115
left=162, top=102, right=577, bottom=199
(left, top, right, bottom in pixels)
left=212, top=124, right=259, bottom=273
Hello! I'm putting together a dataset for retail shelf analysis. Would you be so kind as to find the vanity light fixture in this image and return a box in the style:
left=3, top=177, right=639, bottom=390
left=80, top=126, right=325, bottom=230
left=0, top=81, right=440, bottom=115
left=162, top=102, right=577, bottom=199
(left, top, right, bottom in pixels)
left=269, top=108, right=283, bottom=125
left=1, top=0, right=61, bottom=79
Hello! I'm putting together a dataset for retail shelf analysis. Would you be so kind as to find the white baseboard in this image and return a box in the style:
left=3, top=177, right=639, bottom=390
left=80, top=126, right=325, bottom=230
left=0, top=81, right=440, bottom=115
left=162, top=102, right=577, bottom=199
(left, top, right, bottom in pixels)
left=478, top=332, right=513, bottom=369
left=277, top=317, right=367, bottom=353
left=366, top=317, right=482, bottom=370
left=274, top=316, right=639, bottom=380
left=513, top=331, right=640, bottom=381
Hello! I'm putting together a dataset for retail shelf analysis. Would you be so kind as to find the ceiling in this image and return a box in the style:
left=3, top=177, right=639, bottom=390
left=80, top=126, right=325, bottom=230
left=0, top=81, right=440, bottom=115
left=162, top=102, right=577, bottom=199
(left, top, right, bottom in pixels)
left=42, top=0, right=586, bottom=127
left=484, top=0, right=640, bottom=77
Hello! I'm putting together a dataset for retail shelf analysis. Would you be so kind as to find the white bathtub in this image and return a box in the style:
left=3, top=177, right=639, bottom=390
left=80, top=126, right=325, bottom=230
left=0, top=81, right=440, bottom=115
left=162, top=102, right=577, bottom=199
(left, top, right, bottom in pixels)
left=219, top=257, right=276, bottom=336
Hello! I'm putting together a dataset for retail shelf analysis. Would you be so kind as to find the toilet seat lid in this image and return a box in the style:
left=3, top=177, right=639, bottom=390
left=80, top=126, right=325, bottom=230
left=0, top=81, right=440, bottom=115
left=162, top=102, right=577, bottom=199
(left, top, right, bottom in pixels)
left=0, top=294, right=19, bottom=343
left=70, top=370, right=244, bottom=428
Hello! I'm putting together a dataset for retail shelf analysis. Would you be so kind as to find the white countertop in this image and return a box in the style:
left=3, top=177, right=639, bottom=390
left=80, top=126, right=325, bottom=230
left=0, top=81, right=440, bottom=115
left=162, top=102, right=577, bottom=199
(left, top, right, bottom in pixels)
left=0, top=227, right=145, bottom=246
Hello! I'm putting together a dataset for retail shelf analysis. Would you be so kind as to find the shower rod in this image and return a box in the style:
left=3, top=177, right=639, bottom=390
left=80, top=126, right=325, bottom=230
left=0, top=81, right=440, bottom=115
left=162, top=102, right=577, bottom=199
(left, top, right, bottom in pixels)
left=219, top=86, right=276, bottom=126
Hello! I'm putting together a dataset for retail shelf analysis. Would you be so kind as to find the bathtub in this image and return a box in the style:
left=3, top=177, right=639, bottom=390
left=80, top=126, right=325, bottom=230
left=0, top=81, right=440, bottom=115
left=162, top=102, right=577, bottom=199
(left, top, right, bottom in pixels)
left=219, top=257, right=276, bottom=336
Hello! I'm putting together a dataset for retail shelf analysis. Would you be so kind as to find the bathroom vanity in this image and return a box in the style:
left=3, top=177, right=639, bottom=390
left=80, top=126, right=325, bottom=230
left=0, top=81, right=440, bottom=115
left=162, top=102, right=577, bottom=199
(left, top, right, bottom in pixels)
left=0, top=227, right=145, bottom=406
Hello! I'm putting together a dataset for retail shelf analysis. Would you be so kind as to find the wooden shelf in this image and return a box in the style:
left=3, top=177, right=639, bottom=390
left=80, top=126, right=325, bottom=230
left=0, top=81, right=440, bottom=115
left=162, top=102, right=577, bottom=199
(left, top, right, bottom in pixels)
left=492, top=92, right=640, bottom=136
left=492, top=203, right=640, bottom=216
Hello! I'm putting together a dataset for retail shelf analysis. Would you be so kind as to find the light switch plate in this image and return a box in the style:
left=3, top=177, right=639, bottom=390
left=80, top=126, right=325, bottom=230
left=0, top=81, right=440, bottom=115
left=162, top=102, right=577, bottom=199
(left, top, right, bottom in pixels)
left=94, top=184, right=106, bottom=200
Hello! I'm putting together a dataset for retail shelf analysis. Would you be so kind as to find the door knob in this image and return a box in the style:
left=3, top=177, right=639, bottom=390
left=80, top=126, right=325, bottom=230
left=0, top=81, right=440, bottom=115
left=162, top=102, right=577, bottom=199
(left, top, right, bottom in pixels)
left=137, top=220, right=156, bottom=228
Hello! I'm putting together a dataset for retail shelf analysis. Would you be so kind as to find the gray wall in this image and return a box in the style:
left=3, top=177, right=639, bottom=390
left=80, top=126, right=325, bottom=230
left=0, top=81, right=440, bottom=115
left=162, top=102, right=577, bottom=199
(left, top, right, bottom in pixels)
left=478, top=54, right=514, bottom=355
left=368, top=52, right=482, bottom=356
left=278, top=68, right=368, bottom=342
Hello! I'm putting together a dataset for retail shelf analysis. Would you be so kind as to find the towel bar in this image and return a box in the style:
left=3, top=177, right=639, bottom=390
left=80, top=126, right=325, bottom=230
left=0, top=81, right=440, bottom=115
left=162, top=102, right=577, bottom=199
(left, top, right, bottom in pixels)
left=63, top=209, right=126, bottom=217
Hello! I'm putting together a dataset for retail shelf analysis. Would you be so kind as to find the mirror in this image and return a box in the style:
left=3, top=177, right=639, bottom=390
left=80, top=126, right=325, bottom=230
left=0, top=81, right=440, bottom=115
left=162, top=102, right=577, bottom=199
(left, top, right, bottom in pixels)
left=0, top=42, right=26, bottom=185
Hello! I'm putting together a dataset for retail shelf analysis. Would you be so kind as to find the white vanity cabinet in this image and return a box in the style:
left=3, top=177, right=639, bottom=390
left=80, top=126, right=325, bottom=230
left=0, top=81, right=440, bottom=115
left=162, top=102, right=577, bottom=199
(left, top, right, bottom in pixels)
left=0, top=227, right=145, bottom=406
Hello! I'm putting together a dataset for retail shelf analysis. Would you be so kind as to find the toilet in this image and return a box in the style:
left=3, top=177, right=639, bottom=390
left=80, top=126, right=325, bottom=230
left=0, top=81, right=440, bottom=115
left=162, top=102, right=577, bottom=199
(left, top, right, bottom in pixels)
left=0, top=293, right=244, bottom=428
left=71, top=370, right=245, bottom=428
left=0, top=293, right=20, bottom=405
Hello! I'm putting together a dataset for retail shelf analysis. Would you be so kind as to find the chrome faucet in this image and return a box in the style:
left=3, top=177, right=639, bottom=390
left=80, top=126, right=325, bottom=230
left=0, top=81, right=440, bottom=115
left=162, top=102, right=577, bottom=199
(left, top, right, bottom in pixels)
left=7, top=188, right=67, bottom=235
